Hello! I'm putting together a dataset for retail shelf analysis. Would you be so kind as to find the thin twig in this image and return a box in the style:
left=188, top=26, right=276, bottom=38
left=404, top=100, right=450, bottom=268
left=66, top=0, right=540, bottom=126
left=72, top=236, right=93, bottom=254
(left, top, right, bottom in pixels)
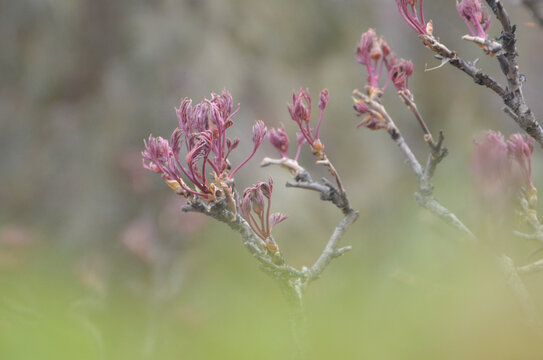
left=264, top=157, right=353, bottom=214
left=398, top=91, right=433, bottom=141
left=303, top=210, right=359, bottom=285
left=421, top=34, right=507, bottom=97
left=285, top=180, right=330, bottom=194
left=259, top=153, right=357, bottom=356
left=317, top=153, right=346, bottom=197
left=498, top=254, right=542, bottom=332
left=424, top=130, right=448, bottom=180
left=418, top=12, right=543, bottom=146
left=514, top=230, right=543, bottom=243
left=182, top=200, right=303, bottom=281
left=518, top=258, right=543, bottom=274
left=358, top=92, right=542, bottom=332
left=361, top=94, right=476, bottom=241
left=183, top=153, right=358, bottom=306
left=260, top=157, right=307, bottom=178
left=261, top=157, right=358, bottom=286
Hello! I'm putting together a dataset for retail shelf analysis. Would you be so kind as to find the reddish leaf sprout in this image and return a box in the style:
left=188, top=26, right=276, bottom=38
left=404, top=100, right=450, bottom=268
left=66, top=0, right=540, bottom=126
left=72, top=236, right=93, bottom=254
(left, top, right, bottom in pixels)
left=288, top=88, right=329, bottom=155
left=353, top=101, right=385, bottom=130
left=388, top=57, right=414, bottom=95
left=507, top=133, right=535, bottom=191
left=352, top=29, right=415, bottom=130
left=472, top=131, right=512, bottom=200
left=240, top=179, right=287, bottom=258
left=472, top=131, right=536, bottom=201
left=396, top=0, right=431, bottom=35
left=230, top=119, right=268, bottom=177
left=268, top=124, right=290, bottom=159
left=142, top=91, right=267, bottom=201
left=354, top=29, right=414, bottom=95
left=355, top=29, right=391, bottom=90
left=456, top=0, right=491, bottom=38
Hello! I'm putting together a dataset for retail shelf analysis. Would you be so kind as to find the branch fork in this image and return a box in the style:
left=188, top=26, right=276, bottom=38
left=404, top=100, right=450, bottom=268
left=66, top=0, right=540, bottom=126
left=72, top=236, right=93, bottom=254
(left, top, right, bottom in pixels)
left=416, top=1, right=543, bottom=146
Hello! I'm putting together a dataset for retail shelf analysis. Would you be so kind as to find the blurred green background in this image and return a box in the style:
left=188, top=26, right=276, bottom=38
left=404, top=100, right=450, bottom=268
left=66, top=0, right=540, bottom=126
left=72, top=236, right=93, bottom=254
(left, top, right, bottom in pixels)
left=2, top=0, right=543, bottom=359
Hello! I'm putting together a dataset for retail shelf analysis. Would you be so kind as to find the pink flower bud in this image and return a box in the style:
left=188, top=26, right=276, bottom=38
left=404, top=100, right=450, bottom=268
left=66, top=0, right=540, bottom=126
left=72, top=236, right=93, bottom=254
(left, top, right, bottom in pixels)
left=269, top=213, right=288, bottom=231
left=287, top=88, right=330, bottom=153
left=269, top=124, right=290, bottom=158
left=472, top=131, right=511, bottom=203
left=241, top=178, right=285, bottom=242
left=507, top=133, right=535, bottom=189
left=145, top=90, right=262, bottom=199
left=396, top=0, right=429, bottom=35
left=456, top=0, right=491, bottom=38
left=318, top=89, right=329, bottom=112
left=288, top=88, right=311, bottom=124
left=355, top=29, right=391, bottom=89
left=389, top=57, right=414, bottom=93
left=472, top=131, right=536, bottom=206
left=252, top=120, right=268, bottom=148
left=353, top=101, right=384, bottom=130
left=355, top=29, right=376, bottom=66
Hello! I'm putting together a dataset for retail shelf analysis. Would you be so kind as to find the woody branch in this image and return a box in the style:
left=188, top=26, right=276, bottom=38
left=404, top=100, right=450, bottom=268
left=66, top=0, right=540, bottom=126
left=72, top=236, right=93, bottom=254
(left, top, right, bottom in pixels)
left=398, top=0, right=543, bottom=145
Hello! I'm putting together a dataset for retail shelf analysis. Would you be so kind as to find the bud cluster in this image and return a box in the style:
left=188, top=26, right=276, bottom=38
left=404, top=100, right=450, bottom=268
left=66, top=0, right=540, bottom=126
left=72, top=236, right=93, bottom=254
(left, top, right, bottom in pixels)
left=456, top=0, right=491, bottom=39
left=142, top=91, right=267, bottom=202
left=472, top=131, right=536, bottom=203
left=352, top=29, right=414, bottom=130
left=396, top=0, right=431, bottom=35
left=285, top=88, right=330, bottom=157
left=240, top=179, right=287, bottom=259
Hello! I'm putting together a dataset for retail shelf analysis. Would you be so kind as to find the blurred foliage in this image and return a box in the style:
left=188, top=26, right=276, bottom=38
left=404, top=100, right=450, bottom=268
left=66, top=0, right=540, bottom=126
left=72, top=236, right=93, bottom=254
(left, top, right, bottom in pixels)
left=2, top=0, right=543, bottom=358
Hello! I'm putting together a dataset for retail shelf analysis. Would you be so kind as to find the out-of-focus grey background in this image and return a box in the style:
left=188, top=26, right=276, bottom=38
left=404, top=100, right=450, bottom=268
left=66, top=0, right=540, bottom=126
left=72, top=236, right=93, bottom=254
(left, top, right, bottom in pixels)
left=1, top=0, right=543, bottom=359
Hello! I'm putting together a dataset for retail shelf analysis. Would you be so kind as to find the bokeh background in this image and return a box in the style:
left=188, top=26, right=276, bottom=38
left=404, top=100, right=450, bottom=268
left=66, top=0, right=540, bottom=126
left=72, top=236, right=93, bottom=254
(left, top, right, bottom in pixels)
left=2, top=0, right=543, bottom=359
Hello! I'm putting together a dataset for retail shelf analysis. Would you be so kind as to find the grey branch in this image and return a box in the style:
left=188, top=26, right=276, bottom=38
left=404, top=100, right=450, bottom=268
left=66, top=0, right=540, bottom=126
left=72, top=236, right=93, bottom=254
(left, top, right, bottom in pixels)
left=303, top=210, right=359, bottom=285
left=514, top=231, right=543, bottom=243
left=360, top=95, right=477, bottom=241
left=360, top=93, right=542, bottom=333
left=395, top=131, right=475, bottom=240
left=180, top=153, right=358, bottom=309
left=258, top=153, right=358, bottom=349
left=485, top=0, right=543, bottom=143
left=182, top=199, right=303, bottom=281
left=261, top=156, right=358, bottom=287
left=263, top=157, right=353, bottom=214
left=421, top=34, right=507, bottom=97
left=285, top=180, right=329, bottom=194
left=518, top=258, right=543, bottom=274
left=376, top=2, right=543, bottom=329
left=418, top=3, right=543, bottom=146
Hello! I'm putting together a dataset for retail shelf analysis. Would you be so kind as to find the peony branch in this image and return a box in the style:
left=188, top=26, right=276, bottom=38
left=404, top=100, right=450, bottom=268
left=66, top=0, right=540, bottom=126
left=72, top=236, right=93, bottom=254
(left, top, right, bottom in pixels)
left=261, top=156, right=358, bottom=288
left=357, top=92, right=476, bottom=241
left=304, top=210, right=358, bottom=285
left=181, top=199, right=304, bottom=281
left=414, top=0, right=543, bottom=145
left=179, top=153, right=358, bottom=309
left=359, top=91, right=543, bottom=333
left=260, top=153, right=358, bottom=354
